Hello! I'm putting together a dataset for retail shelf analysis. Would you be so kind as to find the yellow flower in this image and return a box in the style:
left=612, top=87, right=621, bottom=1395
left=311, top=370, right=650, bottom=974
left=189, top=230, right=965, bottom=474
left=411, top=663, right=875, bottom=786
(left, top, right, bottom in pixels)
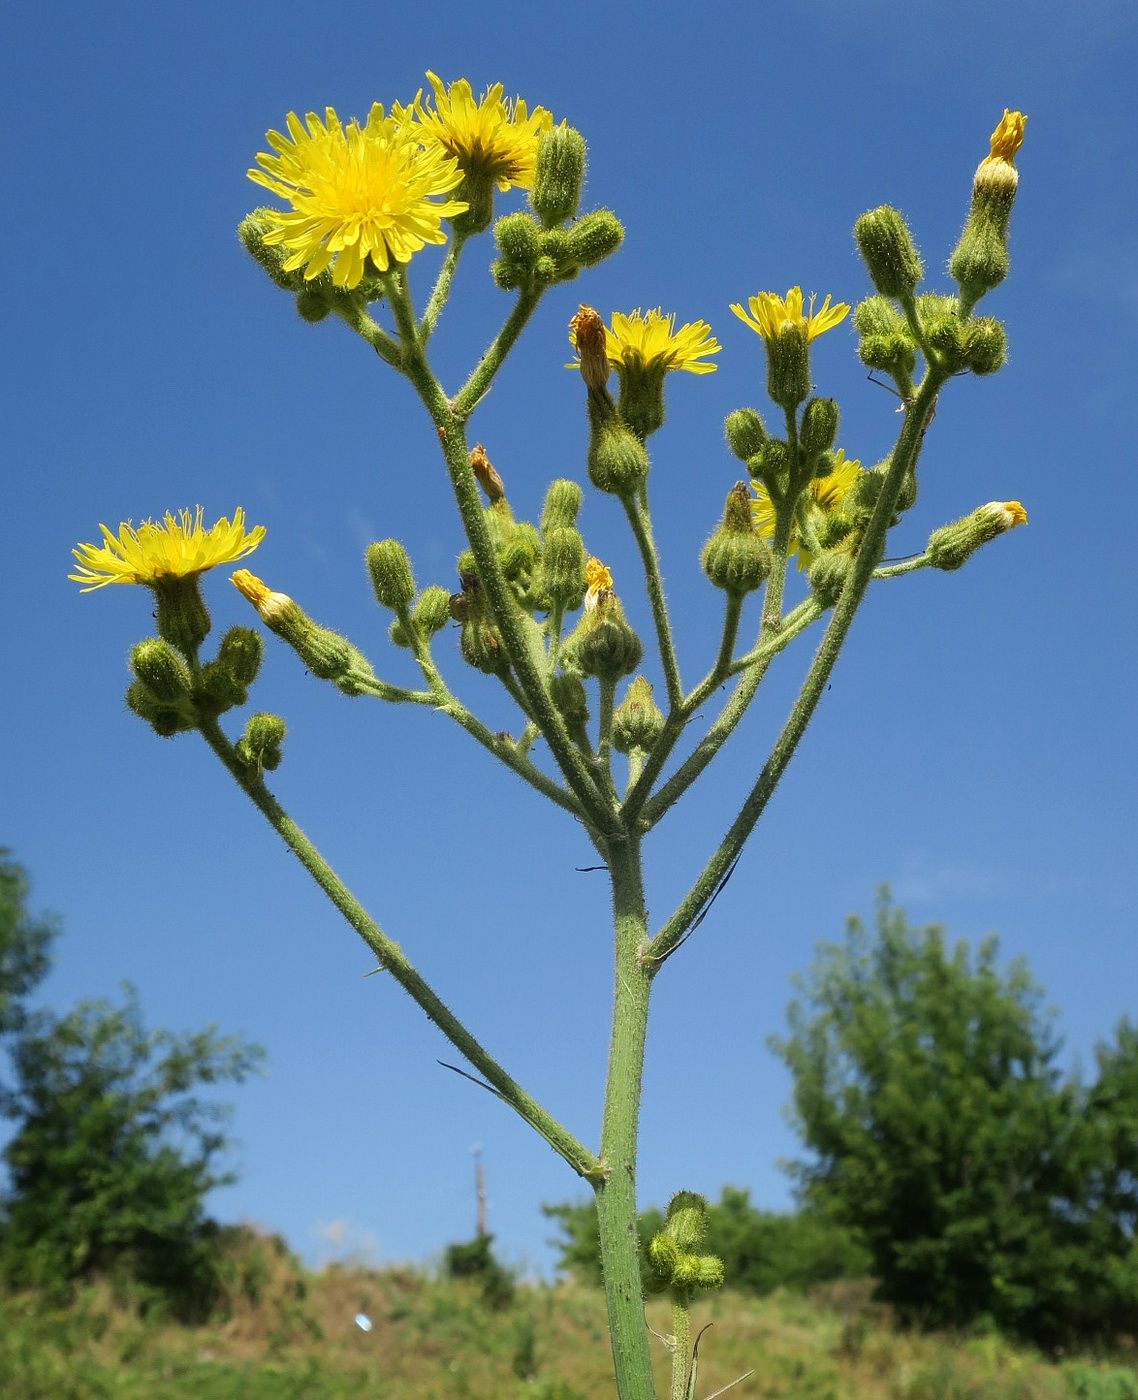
left=414, top=71, right=553, bottom=191
left=584, top=556, right=613, bottom=610
left=247, top=105, right=468, bottom=289
left=981, top=500, right=1028, bottom=529
left=750, top=450, right=862, bottom=569
left=71, top=509, right=265, bottom=592
left=985, top=110, right=1027, bottom=165
left=569, top=308, right=720, bottom=378
left=729, top=287, right=850, bottom=344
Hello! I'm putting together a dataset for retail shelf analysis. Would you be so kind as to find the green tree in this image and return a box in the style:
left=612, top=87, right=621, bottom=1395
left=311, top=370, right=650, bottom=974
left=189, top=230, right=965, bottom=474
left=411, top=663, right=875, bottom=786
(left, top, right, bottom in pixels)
left=0, top=850, right=55, bottom=1053
left=772, top=893, right=1138, bottom=1343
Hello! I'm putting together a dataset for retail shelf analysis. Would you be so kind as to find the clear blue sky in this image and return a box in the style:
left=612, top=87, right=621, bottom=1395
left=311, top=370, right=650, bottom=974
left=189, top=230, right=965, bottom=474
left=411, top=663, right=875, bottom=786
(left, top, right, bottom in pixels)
left=4, top=1, right=1136, bottom=1276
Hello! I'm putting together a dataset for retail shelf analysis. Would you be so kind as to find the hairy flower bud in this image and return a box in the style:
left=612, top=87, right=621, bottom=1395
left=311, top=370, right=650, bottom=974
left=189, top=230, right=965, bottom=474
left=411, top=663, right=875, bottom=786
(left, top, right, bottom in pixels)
left=701, top=484, right=773, bottom=595
left=494, top=210, right=541, bottom=264
left=586, top=401, right=649, bottom=498
left=564, top=209, right=623, bottom=268
left=232, top=570, right=376, bottom=694
left=366, top=540, right=416, bottom=613
left=612, top=676, right=664, bottom=755
left=125, top=680, right=196, bottom=738
left=530, top=125, right=587, bottom=228
left=235, top=711, right=286, bottom=772
left=540, top=526, right=587, bottom=611
left=540, top=478, right=583, bottom=534
left=130, top=638, right=193, bottom=704
left=854, top=206, right=923, bottom=299
left=413, top=586, right=452, bottom=637
left=808, top=551, right=855, bottom=608
left=927, top=501, right=1028, bottom=570
left=800, top=397, right=840, bottom=459
left=565, top=580, right=642, bottom=682
left=950, top=110, right=1027, bottom=304
left=724, top=407, right=768, bottom=462
left=964, top=317, right=1008, bottom=375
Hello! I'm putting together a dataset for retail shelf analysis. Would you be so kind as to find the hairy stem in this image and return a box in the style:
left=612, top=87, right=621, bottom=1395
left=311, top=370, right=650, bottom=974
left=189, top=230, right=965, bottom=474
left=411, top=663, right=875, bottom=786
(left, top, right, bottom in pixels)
left=198, top=716, right=600, bottom=1179
left=419, top=230, right=469, bottom=342
left=623, top=490, right=683, bottom=710
left=452, top=286, right=543, bottom=421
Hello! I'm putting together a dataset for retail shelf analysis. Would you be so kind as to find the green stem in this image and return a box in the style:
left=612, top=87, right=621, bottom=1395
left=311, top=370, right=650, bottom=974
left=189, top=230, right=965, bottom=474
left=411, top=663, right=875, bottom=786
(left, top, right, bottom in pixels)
left=198, top=716, right=600, bottom=1179
left=623, top=490, right=683, bottom=710
left=385, top=275, right=617, bottom=837
left=874, top=550, right=931, bottom=580
left=333, top=301, right=403, bottom=371
left=670, top=1295, right=693, bottom=1400
left=596, top=677, right=617, bottom=786
left=452, top=287, right=543, bottom=421
left=725, top=598, right=821, bottom=676
left=644, top=372, right=946, bottom=967
left=594, top=838, right=656, bottom=1400
left=419, top=230, right=469, bottom=342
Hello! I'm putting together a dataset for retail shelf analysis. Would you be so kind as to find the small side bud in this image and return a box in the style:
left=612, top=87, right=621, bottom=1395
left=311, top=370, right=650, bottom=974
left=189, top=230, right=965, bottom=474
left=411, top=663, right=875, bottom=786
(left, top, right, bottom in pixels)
left=530, top=125, right=587, bottom=228
left=494, top=211, right=541, bottom=265
left=807, top=551, right=855, bottom=608
left=460, top=618, right=509, bottom=675
left=235, top=712, right=286, bottom=773
left=612, top=676, right=664, bottom=756
left=724, top=407, right=768, bottom=462
left=412, top=586, right=452, bottom=637
left=800, top=397, right=840, bottom=459
left=564, top=209, right=624, bottom=268
left=550, top=671, right=590, bottom=736
left=963, top=317, right=1008, bottom=375
left=701, top=484, right=773, bottom=595
left=125, top=680, right=196, bottom=738
left=752, top=439, right=792, bottom=498
left=366, top=540, right=416, bottom=613
left=215, top=626, right=264, bottom=687
left=238, top=210, right=306, bottom=293
left=854, top=206, right=923, bottom=299
left=130, top=638, right=193, bottom=703
left=540, top=479, right=583, bottom=534
left=540, top=527, right=588, bottom=611
left=927, top=500, right=1028, bottom=570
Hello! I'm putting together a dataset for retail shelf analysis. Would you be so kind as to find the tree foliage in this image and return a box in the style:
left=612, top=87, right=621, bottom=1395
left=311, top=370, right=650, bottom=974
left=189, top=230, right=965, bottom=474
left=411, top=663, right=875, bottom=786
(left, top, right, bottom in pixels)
left=543, top=1187, right=869, bottom=1296
left=0, top=849, right=263, bottom=1317
left=773, top=893, right=1138, bottom=1344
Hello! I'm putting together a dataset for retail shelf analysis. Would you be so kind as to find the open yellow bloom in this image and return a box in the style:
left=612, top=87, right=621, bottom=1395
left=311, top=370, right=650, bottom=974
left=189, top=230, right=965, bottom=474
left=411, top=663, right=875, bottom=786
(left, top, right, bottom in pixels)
left=71, top=509, right=265, bottom=592
left=248, top=105, right=468, bottom=288
left=750, top=451, right=862, bottom=569
left=414, top=71, right=553, bottom=191
left=730, top=287, right=850, bottom=343
left=569, top=308, right=720, bottom=378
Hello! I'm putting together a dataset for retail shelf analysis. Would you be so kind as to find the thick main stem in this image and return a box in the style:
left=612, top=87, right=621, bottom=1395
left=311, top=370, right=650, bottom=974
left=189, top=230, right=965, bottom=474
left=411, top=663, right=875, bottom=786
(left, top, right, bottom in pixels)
left=594, top=838, right=657, bottom=1399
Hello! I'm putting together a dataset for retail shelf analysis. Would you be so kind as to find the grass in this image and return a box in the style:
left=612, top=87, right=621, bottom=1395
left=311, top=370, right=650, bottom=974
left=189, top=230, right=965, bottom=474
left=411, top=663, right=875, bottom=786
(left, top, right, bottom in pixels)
left=0, top=1237, right=1135, bottom=1399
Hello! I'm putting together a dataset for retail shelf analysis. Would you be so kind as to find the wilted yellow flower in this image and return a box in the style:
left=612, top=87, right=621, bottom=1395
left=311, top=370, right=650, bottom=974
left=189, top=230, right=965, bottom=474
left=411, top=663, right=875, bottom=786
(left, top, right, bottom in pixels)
left=414, top=71, right=553, bottom=191
left=568, top=305, right=611, bottom=391
left=588, top=308, right=720, bottom=377
left=730, top=287, right=849, bottom=344
left=974, top=109, right=1027, bottom=193
left=750, top=450, right=862, bottom=569
left=584, top=556, right=613, bottom=610
left=71, top=509, right=265, bottom=592
left=248, top=105, right=468, bottom=288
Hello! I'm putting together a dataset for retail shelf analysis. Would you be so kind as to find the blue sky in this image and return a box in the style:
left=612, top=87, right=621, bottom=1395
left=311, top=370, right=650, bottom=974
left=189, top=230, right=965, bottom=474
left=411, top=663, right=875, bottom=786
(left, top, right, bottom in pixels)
left=4, top=1, right=1137, bottom=1275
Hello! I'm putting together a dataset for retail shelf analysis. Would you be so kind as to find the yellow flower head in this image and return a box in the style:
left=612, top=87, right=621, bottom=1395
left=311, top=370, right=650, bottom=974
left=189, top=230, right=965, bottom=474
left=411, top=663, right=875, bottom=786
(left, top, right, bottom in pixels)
left=975, top=109, right=1027, bottom=193
left=414, top=71, right=554, bottom=191
left=985, top=110, right=1027, bottom=165
left=584, top=556, right=613, bottom=610
left=569, top=308, right=720, bottom=378
left=248, top=104, right=468, bottom=288
left=730, top=287, right=850, bottom=344
left=231, top=567, right=294, bottom=623
left=71, top=509, right=265, bottom=592
left=982, top=500, right=1028, bottom=530
left=750, top=450, right=862, bottom=569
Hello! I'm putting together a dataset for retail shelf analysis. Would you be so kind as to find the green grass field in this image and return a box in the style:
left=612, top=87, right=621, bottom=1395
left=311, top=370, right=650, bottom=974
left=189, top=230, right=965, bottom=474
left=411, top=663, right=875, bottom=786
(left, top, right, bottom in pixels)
left=2, top=1253, right=1135, bottom=1399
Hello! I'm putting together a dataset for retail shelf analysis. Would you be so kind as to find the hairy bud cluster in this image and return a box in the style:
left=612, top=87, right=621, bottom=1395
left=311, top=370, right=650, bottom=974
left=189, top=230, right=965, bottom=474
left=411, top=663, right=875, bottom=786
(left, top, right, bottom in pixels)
left=645, top=1191, right=725, bottom=1296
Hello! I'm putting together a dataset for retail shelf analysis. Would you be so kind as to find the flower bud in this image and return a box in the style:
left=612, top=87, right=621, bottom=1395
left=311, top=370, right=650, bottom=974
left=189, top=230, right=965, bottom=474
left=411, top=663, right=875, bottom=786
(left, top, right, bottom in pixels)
left=460, top=618, right=509, bottom=674
left=235, top=712, right=286, bottom=773
left=800, top=397, right=839, bottom=459
left=238, top=210, right=306, bottom=293
left=949, top=111, right=1026, bottom=303
left=530, top=125, right=587, bottom=228
left=232, top=569, right=376, bottom=694
left=565, top=590, right=642, bottom=682
left=540, top=479, right=583, bottom=534
left=216, top=626, right=264, bottom=687
left=125, top=680, right=195, bottom=738
left=701, top=484, right=773, bottom=596
left=752, top=439, right=791, bottom=498
left=808, top=551, right=854, bottom=608
left=413, top=586, right=451, bottom=637
left=964, top=317, right=1007, bottom=375
left=852, top=296, right=917, bottom=378
left=564, top=209, right=624, bottom=268
left=854, top=206, right=923, bottom=299
left=724, top=407, right=768, bottom=462
left=645, top=1191, right=724, bottom=1296
left=766, top=324, right=810, bottom=409
left=494, top=211, right=541, bottom=265
left=927, top=501, right=1028, bottom=570
left=916, top=294, right=965, bottom=369
left=540, top=526, right=587, bottom=611
left=366, top=540, right=416, bottom=613
left=612, top=676, right=664, bottom=756
left=550, top=672, right=589, bottom=735
left=295, top=288, right=333, bottom=323
left=586, top=403, right=649, bottom=498
left=130, top=638, right=193, bottom=704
